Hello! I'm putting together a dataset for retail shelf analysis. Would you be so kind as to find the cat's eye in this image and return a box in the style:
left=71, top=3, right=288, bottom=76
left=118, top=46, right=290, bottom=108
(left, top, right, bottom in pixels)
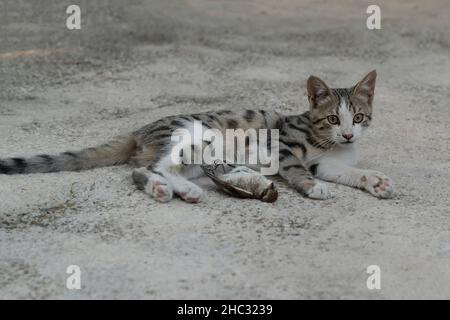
left=353, top=113, right=364, bottom=124
left=327, top=115, right=340, bottom=125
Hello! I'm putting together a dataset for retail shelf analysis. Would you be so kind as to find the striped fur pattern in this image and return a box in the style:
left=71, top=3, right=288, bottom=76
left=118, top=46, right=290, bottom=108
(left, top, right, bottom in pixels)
left=0, top=70, right=393, bottom=202
left=0, top=135, right=136, bottom=174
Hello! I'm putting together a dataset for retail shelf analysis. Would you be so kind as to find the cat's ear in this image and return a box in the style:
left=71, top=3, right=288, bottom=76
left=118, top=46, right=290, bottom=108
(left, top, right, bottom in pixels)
left=307, top=75, right=332, bottom=108
left=353, top=70, right=377, bottom=104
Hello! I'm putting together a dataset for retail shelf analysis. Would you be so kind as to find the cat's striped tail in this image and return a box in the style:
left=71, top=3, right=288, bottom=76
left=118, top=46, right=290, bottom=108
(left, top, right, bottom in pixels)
left=0, top=135, right=137, bottom=175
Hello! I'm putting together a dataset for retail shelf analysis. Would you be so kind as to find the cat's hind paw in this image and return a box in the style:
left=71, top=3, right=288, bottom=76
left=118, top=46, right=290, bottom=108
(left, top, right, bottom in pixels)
left=174, top=181, right=203, bottom=203
left=132, top=168, right=173, bottom=203
left=363, top=172, right=393, bottom=199
left=148, top=178, right=174, bottom=203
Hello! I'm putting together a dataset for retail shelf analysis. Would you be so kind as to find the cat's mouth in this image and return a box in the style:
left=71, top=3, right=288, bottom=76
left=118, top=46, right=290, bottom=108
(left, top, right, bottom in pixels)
left=341, top=141, right=353, bottom=144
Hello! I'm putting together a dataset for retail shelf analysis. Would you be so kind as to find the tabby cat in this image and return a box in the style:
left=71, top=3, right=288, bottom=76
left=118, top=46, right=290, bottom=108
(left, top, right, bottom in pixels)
left=0, top=70, right=393, bottom=203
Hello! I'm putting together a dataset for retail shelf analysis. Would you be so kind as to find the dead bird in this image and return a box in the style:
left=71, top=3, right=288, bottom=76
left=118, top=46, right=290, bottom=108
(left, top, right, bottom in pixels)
left=201, top=162, right=278, bottom=203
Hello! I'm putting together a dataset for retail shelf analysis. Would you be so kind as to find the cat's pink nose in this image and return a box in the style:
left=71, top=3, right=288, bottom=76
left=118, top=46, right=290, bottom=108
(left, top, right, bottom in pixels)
left=342, top=133, right=354, bottom=140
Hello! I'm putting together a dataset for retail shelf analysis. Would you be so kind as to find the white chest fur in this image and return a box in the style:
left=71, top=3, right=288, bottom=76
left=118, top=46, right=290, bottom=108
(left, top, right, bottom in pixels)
left=306, top=144, right=359, bottom=167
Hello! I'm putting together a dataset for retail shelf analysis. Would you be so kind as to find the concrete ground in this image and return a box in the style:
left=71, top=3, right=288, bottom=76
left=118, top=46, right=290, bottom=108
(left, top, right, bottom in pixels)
left=0, top=0, right=449, bottom=299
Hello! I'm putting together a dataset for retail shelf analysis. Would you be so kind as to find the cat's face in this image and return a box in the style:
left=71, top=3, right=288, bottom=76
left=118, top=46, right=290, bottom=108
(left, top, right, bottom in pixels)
left=307, top=70, right=376, bottom=146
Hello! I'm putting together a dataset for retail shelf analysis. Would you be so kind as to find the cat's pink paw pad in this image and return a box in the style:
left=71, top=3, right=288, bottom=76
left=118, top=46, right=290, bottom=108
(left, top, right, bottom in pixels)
left=176, top=183, right=203, bottom=203
left=147, top=178, right=173, bottom=203
left=364, top=173, right=393, bottom=199
left=179, top=192, right=200, bottom=203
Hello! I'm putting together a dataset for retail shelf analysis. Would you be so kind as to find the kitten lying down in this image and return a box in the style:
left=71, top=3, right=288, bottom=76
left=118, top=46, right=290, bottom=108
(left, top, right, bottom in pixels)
left=0, top=70, right=393, bottom=203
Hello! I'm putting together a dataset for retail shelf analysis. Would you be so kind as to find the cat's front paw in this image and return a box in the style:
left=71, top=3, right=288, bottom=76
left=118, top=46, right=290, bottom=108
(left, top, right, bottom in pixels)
left=362, top=172, right=393, bottom=199
left=298, top=179, right=331, bottom=200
